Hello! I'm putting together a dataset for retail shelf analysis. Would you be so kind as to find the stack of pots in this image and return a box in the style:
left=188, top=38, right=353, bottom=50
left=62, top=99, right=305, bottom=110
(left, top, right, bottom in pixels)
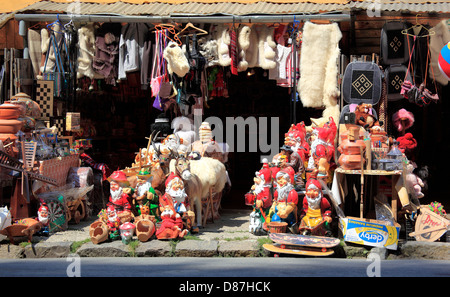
left=0, top=103, right=23, bottom=143
left=338, top=125, right=366, bottom=170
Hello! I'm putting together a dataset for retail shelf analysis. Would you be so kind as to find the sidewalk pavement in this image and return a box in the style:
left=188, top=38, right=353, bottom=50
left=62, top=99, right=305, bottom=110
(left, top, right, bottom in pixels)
left=0, top=209, right=449, bottom=260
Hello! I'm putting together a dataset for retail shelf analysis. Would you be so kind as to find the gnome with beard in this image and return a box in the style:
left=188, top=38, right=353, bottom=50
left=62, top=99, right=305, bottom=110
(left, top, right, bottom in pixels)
left=133, top=169, right=159, bottom=220
left=299, top=169, right=332, bottom=236
left=160, top=172, right=195, bottom=231
left=36, top=203, right=50, bottom=236
left=268, top=167, right=298, bottom=230
left=106, top=171, right=133, bottom=224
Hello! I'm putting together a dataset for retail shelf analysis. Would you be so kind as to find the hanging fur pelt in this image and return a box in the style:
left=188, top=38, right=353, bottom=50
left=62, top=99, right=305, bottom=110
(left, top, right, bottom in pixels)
left=298, top=22, right=342, bottom=110
left=237, top=25, right=251, bottom=72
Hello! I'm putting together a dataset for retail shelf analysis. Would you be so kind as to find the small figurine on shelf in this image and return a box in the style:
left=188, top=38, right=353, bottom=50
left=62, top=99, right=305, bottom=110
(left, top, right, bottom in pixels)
left=248, top=159, right=273, bottom=234
left=106, top=171, right=134, bottom=224
left=268, top=167, right=299, bottom=231
left=299, top=170, right=333, bottom=236
left=36, top=202, right=50, bottom=236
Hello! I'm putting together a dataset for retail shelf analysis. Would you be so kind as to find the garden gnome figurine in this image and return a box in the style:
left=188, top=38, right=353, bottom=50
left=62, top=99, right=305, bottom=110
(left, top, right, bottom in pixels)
left=299, top=169, right=332, bottom=236
left=248, top=159, right=273, bottom=233
left=107, top=170, right=133, bottom=224
left=36, top=202, right=50, bottom=236
left=133, top=169, right=159, bottom=219
left=269, top=167, right=299, bottom=231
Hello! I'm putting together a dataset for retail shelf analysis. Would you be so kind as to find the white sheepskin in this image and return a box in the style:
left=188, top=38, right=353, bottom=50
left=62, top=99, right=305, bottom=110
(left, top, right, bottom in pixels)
left=216, top=24, right=231, bottom=67
left=297, top=22, right=342, bottom=108
left=245, top=25, right=260, bottom=69
left=237, top=25, right=251, bottom=72
left=256, top=24, right=277, bottom=70
left=163, top=41, right=190, bottom=77
left=77, top=24, right=96, bottom=79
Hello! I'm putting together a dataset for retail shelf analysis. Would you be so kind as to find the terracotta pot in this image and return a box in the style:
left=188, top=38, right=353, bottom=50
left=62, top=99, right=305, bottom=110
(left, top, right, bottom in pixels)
left=0, top=119, right=23, bottom=134
left=338, top=139, right=366, bottom=155
left=0, top=133, right=17, bottom=142
left=136, top=219, right=155, bottom=242
left=338, top=154, right=364, bottom=170
left=89, top=221, right=109, bottom=244
left=0, top=104, right=21, bottom=119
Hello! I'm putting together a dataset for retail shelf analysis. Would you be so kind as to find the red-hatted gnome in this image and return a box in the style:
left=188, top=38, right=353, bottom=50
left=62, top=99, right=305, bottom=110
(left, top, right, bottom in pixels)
left=268, top=167, right=299, bottom=230
left=307, top=117, right=337, bottom=180
left=36, top=202, right=50, bottom=236
left=299, top=170, right=333, bottom=236
left=106, top=170, right=133, bottom=224
left=247, top=159, right=273, bottom=234
left=157, top=176, right=189, bottom=239
left=159, top=172, right=194, bottom=233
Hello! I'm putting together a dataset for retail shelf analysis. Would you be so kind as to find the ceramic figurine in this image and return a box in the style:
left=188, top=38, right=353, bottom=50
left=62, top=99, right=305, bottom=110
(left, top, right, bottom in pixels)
left=105, top=206, right=121, bottom=240
left=268, top=167, right=299, bottom=230
left=285, top=121, right=310, bottom=170
left=106, top=171, right=134, bottom=224
left=279, top=144, right=305, bottom=190
left=299, top=170, right=332, bottom=236
left=119, top=222, right=135, bottom=244
left=36, top=202, right=50, bottom=236
left=133, top=169, right=159, bottom=220
left=247, top=160, right=273, bottom=234
left=307, top=117, right=337, bottom=179
left=160, top=172, right=195, bottom=232
left=156, top=205, right=188, bottom=240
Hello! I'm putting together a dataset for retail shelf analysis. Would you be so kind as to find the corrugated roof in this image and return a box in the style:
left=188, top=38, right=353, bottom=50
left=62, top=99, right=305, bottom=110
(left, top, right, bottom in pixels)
left=2, top=0, right=450, bottom=23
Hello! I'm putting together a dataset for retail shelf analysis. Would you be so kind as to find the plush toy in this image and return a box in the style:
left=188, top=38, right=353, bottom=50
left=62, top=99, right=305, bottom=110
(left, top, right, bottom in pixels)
left=397, top=132, right=417, bottom=158
left=354, top=103, right=383, bottom=130
left=405, top=162, right=425, bottom=200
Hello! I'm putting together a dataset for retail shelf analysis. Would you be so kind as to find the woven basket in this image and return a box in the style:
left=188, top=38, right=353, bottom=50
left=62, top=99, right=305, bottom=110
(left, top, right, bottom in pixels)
left=268, top=222, right=288, bottom=233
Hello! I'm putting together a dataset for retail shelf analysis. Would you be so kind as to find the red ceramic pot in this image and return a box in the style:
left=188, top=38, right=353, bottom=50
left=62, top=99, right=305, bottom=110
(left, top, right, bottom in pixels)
left=0, top=119, right=23, bottom=134
left=0, top=104, right=21, bottom=119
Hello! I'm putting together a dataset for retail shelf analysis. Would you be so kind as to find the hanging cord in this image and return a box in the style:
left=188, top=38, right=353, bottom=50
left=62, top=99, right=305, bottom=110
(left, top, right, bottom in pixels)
left=404, top=35, right=416, bottom=85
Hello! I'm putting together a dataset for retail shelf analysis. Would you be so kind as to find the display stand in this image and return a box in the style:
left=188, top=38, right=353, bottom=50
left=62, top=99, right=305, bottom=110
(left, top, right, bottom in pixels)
left=334, top=167, right=402, bottom=221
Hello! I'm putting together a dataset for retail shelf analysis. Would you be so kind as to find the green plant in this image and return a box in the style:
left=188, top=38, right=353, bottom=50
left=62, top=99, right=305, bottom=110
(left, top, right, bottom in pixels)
left=256, top=237, right=272, bottom=257
left=71, top=238, right=90, bottom=253
left=128, top=239, right=140, bottom=257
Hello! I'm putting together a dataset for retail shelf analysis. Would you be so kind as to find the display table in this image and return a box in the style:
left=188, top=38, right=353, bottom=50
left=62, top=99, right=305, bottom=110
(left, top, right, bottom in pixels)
left=333, top=167, right=402, bottom=221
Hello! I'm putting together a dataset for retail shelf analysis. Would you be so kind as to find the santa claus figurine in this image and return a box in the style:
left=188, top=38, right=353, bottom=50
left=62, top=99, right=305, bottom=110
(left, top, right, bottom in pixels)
left=268, top=167, right=299, bottom=230
left=107, top=171, right=133, bottom=224
left=299, top=170, right=332, bottom=236
left=36, top=202, right=50, bottom=236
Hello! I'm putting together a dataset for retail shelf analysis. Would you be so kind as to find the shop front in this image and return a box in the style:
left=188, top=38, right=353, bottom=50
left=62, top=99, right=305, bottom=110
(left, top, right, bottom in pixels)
left=0, top=0, right=449, bottom=249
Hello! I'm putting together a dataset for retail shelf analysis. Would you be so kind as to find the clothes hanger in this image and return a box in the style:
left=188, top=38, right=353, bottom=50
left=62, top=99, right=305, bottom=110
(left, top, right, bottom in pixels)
left=175, top=22, right=208, bottom=38
left=153, top=23, right=182, bottom=45
left=401, top=14, right=435, bottom=37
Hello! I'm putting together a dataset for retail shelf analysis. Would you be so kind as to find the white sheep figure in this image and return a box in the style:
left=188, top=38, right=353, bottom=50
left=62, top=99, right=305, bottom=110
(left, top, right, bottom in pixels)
left=170, top=156, right=227, bottom=228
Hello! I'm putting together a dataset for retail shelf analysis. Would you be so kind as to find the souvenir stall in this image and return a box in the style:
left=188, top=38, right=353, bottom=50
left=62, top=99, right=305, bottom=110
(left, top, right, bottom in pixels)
left=0, top=1, right=448, bottom=249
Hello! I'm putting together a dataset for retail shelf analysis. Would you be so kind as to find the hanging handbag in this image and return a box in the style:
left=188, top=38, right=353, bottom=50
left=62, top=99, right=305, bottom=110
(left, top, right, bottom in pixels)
left=185, top=34, right=206, bottom=97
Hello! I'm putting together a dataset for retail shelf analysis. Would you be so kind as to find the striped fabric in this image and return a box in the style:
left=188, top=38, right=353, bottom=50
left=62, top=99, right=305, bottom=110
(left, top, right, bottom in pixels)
left=230, top=28, right=238, bottom=75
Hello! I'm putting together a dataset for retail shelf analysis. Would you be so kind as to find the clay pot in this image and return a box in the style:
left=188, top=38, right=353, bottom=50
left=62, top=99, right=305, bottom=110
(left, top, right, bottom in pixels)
left=0, top=104, right=21, bottom=119
left=0, top=133, right=17, bottom=142
left=136, top=219, right=155, bottom=242
left=338, top=138, right=366, bottom=155
left=89, top=221, right=109, bottom=244
left=0, top=119, right=23, bottom=134
left=338, top=154, right=364, bottom=170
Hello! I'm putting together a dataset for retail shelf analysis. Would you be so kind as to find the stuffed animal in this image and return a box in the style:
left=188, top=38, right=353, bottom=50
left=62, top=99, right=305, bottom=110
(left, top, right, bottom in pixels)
left=354, top=103, right=383, bottom=130
left=405, top=162, right=425, bottom=200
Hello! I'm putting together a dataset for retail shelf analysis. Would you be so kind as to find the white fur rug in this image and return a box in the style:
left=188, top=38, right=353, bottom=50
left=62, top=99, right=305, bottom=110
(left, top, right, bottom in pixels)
left=298, top=22, right=342, bottom=112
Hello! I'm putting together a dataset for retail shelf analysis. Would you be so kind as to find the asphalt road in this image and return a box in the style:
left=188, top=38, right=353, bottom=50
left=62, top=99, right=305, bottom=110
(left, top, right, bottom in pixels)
left=0, top=257, right=449, bottom=278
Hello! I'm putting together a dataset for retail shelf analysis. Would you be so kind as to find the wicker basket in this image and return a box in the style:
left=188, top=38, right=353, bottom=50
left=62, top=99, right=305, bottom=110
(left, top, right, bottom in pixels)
left=268, top=222, right=288, bottom=233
